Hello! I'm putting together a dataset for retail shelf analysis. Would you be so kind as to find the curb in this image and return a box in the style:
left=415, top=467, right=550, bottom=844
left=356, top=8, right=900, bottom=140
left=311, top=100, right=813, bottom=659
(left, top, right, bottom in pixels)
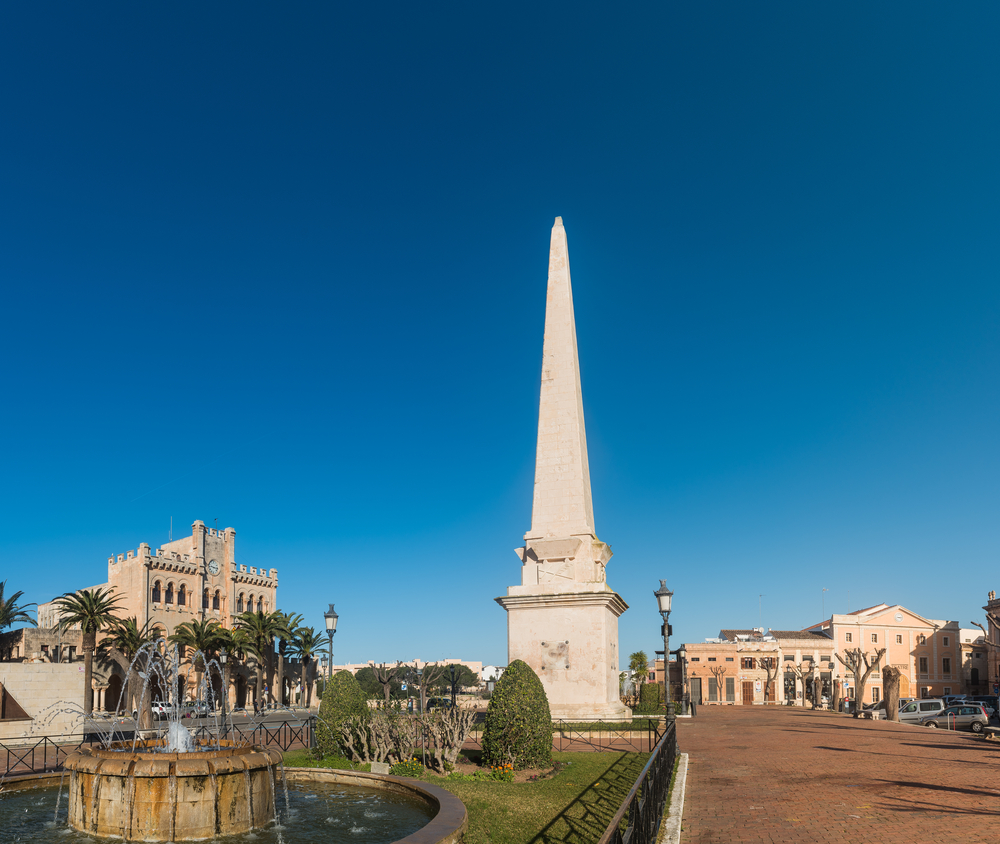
left=658, top=752, right=688, bottom=844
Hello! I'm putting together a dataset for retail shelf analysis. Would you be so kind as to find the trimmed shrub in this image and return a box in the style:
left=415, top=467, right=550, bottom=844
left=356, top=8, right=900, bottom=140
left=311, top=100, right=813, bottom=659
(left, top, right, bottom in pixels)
left=481, top=659, right=552, bottom=770
left=316, top=670, right=368, bottom=756
left=636, top=682, right=662, bottom=712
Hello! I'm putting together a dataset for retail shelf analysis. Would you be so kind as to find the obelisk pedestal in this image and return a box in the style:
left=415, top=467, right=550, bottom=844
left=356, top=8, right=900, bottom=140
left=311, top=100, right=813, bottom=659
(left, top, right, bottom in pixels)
left=496, top=217, right=630, bottom=721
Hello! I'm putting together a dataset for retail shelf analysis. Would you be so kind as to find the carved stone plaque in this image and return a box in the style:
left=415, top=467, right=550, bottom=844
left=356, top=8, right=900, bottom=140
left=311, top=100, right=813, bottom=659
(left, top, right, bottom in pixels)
left=541, top=640, right=569, bottom=670
left=538, top=561, right=574, bottom=583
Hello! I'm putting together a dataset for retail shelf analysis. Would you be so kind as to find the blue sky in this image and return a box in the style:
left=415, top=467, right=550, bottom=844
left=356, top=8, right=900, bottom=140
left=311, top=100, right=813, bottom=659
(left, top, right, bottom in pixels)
left=2, top=3, right=998, bottom=667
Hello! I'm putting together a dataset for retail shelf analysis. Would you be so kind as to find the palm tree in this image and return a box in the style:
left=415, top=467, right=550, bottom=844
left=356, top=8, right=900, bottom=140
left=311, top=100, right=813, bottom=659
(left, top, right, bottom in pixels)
left=234, top=610, right=290, bottom=707
left=169, top=618, right=228, bottom=706
left=275, top=611, right=304, bottom=707
left=288, top=626, right=326, bottom=708
left=98, top=617, right=159, bottom=726
left=53, top=587, right=125, bottom=715
left=0, top=581, right=37, bottom=630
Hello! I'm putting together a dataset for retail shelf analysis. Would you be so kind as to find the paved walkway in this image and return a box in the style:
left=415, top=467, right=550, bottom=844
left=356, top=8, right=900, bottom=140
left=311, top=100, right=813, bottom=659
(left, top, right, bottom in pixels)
left=677, top=705, right=1000, bottom=844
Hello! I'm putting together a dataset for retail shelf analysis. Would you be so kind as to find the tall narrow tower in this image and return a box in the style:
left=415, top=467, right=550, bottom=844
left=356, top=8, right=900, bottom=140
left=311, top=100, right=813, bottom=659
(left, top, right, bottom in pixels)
left=497, top=217, right=630, bottom=720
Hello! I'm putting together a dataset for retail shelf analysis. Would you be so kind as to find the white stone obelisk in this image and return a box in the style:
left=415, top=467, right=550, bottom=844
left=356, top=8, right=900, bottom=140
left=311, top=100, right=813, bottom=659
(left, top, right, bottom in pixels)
left=497, top=217, right=630, bottom=720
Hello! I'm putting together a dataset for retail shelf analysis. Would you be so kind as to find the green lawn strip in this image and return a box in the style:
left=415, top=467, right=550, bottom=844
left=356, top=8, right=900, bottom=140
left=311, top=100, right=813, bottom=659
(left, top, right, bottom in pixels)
left=281, top=748, right=662, bottom=844
left=434, top=752, right=649, bottom=844
left=282, top=749, right=369, bottom=771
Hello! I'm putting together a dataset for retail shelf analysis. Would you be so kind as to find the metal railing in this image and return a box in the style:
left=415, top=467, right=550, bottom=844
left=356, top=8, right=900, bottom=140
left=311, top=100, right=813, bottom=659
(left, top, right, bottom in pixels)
left=1, top=717, right=316, bottom=776
left=596, top=718, right=678, bottom=844
left=465, top=716, right=667, bottom=752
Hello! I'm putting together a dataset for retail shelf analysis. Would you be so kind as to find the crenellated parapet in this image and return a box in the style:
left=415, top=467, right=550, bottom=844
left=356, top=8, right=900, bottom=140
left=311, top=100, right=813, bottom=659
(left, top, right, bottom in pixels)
left=108, top=543, right=199, bottom=575
left=232, top=564, right=279, bottom=587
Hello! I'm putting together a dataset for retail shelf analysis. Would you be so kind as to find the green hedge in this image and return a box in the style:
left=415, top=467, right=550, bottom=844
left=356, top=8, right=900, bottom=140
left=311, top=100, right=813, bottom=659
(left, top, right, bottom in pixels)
left=481, top=660, right=553, bottom=770
left=316, top=670, right=368, bottom=756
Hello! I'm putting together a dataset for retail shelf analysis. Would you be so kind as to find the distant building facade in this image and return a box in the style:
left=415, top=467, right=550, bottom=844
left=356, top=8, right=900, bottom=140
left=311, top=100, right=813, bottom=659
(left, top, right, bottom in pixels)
left=36, top=520, right=277, bottom=640
left=679, top=603, right=980, bottom=708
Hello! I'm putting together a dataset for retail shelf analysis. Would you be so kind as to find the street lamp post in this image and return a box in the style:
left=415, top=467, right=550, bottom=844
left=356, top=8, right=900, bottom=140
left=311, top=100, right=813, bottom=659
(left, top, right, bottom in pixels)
left=324, top=604, right=338, bottom=685
left=219, top=649, right=229, bottom=738
left=654, top=580, right=673, bottom=714
left=677, top=646, right=688, bottom=715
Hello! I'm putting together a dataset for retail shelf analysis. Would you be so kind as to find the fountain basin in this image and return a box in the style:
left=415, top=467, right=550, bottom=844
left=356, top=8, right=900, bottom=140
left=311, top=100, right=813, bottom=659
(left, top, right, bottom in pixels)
left=63, top=740, right=283, bottom=841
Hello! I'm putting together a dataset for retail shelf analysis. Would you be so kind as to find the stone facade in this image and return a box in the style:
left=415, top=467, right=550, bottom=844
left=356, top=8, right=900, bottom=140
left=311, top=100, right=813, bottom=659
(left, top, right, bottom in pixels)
left=679, top=604, right=979, bottom=709
left=0, top=662, right=86, bottom=741
left=805, top=603, right=964, bottom=703
left=37, top=520, right=278, bottom=640
left=497, top=218, right=629, bottom=721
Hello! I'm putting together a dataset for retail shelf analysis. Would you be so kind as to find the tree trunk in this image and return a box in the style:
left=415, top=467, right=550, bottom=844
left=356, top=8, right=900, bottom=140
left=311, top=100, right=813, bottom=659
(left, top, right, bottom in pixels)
left=301, top=660, right=309, bottom=708
left=82, top=632, right=96, bottom=715
left=256, top=661, right=264, bottom=707
left=832, top=679, right=841, bottom=712
left=883, top=666, right=901, bottom=722
left=277, top=652, right=284, bottom=707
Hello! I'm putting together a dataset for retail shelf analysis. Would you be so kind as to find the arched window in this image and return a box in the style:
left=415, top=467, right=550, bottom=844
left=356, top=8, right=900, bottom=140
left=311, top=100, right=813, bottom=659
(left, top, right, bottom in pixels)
left=152, top=581, right=161, bottom=603
left=256, top=597, right=263, bottom=613
left=213, top=590, right=220, bottom=610
left=203, top=589, right=210, bottom=609
left=237, top=594, right=244, bottom=613
left=178, top=584, right=186, bottom=606
left=165, top=583, right=174, bottom=604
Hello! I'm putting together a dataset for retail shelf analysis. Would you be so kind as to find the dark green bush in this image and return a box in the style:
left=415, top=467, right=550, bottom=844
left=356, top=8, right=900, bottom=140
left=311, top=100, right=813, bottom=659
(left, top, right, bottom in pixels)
left=316, top=670, right=368, bottom=756
left=481, top=659, right=552, bottom=770
left=633, top=682, right=664, bottom=714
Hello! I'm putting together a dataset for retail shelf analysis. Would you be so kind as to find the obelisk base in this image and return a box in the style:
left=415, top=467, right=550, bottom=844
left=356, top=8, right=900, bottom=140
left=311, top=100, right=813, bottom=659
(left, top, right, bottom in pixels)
left=496, top=587, right=631, bottom=721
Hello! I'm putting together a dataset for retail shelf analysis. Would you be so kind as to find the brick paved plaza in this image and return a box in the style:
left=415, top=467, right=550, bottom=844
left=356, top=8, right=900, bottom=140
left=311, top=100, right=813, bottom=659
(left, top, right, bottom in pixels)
left=677, top=705, right=1000, bottom=843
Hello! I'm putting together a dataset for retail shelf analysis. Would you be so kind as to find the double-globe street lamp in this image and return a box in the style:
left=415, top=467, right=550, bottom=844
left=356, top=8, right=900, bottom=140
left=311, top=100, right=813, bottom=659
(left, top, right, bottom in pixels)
left=654, top=580, right=673, bottom=714
left=324, top=604, right=339, bottom=685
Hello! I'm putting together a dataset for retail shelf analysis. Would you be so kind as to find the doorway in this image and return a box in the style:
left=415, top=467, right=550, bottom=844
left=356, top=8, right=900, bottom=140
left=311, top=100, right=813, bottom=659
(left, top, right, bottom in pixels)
left=742, top=681, right=754, bottom=705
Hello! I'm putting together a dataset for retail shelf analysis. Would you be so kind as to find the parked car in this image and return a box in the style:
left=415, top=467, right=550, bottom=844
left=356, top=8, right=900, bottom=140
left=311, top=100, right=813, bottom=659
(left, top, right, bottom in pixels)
left=182, top=701, right=211, bottom=717
left=861, top=701, right=887, bottom=720
left=151, top=701, right=177, bottom=719
left=966, top=695, right=999, bottom=717
left=898, top=699, right=947, bottom=724
left=920, top=704, right=989, bottom=733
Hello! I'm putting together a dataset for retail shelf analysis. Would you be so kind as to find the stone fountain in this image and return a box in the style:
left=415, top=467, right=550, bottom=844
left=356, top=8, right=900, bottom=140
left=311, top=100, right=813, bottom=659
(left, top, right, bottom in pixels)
left=57, top=641, right=284, bottom=841
left=64, top=738, right=283, bottom=840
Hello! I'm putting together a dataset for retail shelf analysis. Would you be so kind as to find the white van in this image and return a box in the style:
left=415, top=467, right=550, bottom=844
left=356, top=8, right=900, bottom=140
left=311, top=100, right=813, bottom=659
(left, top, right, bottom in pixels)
left=898, top=699, right=946, bottom=724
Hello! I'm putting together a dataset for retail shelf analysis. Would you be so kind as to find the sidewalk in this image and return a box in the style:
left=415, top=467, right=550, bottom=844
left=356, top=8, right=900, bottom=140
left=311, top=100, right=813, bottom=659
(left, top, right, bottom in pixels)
left=677, top=705, right=1000, bottom=843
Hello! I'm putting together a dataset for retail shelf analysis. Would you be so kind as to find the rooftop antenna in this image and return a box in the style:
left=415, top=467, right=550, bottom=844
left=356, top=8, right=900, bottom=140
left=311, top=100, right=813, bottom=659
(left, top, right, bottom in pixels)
left=822, top=587, right=828, bottom=619
left=169, top=516, right=172, bottom=542
left=759, top=594, right=764, bottom=629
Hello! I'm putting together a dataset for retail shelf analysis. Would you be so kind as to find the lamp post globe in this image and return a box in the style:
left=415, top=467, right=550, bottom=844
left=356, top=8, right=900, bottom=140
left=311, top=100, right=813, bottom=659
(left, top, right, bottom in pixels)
left=654, top=580, right=673, bottom=713
left=323, top=604, right=338, bottom=684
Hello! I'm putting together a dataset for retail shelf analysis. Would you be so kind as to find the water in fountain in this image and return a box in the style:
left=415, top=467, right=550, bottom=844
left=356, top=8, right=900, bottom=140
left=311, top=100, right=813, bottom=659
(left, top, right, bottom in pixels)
left=0, top=780, right=434, bottom=844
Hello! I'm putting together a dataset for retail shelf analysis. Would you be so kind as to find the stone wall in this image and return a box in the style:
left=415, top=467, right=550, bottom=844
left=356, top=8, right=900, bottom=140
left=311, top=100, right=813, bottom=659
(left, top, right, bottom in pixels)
left=0, top=662, right=86, bottom=741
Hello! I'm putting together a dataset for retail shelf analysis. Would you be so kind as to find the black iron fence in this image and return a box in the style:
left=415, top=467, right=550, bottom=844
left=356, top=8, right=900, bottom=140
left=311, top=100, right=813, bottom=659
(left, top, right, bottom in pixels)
left=1, top=717, right=316, bottom=776
left=596, top=718, right=678, bottom=844
left=465, top=716, right=667, bottom=752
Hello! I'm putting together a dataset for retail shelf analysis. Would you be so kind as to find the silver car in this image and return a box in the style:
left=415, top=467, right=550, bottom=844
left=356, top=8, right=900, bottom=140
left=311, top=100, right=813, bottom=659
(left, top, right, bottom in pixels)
left=920, top=704, right=989, bottom=733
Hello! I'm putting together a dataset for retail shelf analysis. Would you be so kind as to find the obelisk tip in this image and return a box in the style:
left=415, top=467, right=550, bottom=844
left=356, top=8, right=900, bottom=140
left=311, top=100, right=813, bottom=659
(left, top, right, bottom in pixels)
left=553, top=216, right=564, bottom=227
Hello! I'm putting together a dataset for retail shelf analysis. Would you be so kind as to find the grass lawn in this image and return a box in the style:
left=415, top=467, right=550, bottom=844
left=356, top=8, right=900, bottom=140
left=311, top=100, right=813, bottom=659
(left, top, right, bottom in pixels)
left=283, top=749, right=653, bottom=844
left=436, top=752, right=650, bottom=844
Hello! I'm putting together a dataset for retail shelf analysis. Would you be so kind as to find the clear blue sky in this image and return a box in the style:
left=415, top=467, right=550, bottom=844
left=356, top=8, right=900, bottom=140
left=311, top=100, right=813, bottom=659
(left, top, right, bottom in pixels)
left=2, top=3, right=998, bottom=667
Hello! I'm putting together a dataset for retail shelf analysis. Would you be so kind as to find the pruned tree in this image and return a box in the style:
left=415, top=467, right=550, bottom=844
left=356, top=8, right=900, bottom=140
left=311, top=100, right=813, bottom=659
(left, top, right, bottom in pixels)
left=407, top=663, right=446, bottom=712
left=423, top=706, right=478, bottom=772
left=759, top=657, right=780, bottom=703
left=835, top=647, right=886, bottom=717
left=787, top=662, right=824, bottom=707
left=882, top=665, right=902, bottom=721
left=971, top=608, right=1000, bottom=670
left=370, top=661, right=405, bottom=706
left=708, top=664, right=727, bottom=702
